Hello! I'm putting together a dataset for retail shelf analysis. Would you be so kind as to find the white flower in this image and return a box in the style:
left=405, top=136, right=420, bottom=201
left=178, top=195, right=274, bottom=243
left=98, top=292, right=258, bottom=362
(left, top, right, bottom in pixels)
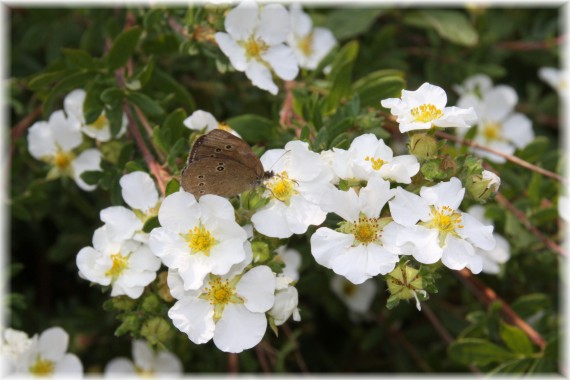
left=64, top=89, right=127, bottom=142
left=275, top=245, right=301, bottom=282
left=149, top=191, right=248, bottom=290
left=311, top=177, right=401, bottom=284
left=467, top=205, right=510, bottom=274
left=215, top=1, right=299, bottom=95
left=538, top=67, right=566, bottom=95
left=287, top=4, right=336, bottom=70
left=168, top=265, right=276, bottom=353
left=389, top=177, right=495, bottom=273
left=268, top=275, right=301, bottom=326
left=183, top=110, right=240, bottom=137
left=15, top=327, right=82, bottom=376
left=251, top=140, right=334, bottom=238
left=101, top=171, right=162, bottom=243
left=1, top=328, right=33, bottom=375
left=27, top=110, right=102, bottom=191
left=457, top=82, right=534, bottom=163
left=381, top=82, right=478, bottom=133
left=452, top=73, right=493, bottom=96
left=330, top=275, right=377, bottom=314
left=76, top=225, right=161, bottom=298
left=104, top=339, right=183, bottom=377
left=331, top=133, right=420, bottom=184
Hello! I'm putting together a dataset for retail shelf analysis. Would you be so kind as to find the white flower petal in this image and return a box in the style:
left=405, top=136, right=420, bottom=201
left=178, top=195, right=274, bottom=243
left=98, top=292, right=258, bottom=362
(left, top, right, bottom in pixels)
left=155, top=351, right=183, bottom=374
left=245, top=60, right=278, bottom=95
left=169, top=298, right=215, bottom=344
left=39, top=327, right=68, bottom=362
left=310, top=228, right=354, bottom=268
left=389, top=188, right=430, bottom=226
left=213, top=304, right=266, bottom=353
left=441, top=236, right=475, bottom=271
left=49, top=110, right=83, bottom=151
left=252, top=201, right=291, bottom=238
left=157, top=191, right=200, bottom=234
left=183, top=110, right=219, bottom=132
left=501, top=113, right=534, bottom=149
left=104, top=358, right=136, bottom=375
left=330, top=275, right=377, bottom=314
left=365, top=245, right=399, bottom=276
left=358, top=177, right=394, bottom=218
left=257, top=3, right=289, bottom=45
left=434, top=106, right=478, bottom=128
left=420, top=177, right=465, bottom=210
left=199, top=194, right=239, bottom=222
left=63, top=89, right=87, bottom=123
left=261, top=44, right=299, bottom=80
left=460, top=212, right=496, bottom=251
left=398, top=226, right=443, bottom=264
left=215, top=32, right=248, bottom=72
left=76, top=246, right=111, bottom=286
left=483, top=85, right=518, bottom=122
left=71, top=148, right=101, bottom=191
left=236, top=266, right=276, bottom=313
left=148, top=228, right=190, bottom=268
left=207, top=239, right=247, bottom=276
left=100, top=206, right=142, bottom=242
left=289, top=3, right=312, bottom=37
left=54, top=353, right=83, bottom=375
left=224, top=1, right=259, bottom=41
left=120, top=171, right=159, bottom=212
left=132, top=340, right=155, bottom=371
left=330, top=245, right=371, bottom=284
left=28, top=121, right=56, bottom=159
left=285, top=196, right=327, bottom=235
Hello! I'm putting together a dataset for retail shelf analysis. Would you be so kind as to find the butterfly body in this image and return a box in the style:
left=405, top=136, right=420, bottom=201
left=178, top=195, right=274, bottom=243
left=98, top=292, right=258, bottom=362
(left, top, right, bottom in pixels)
left=181, top=129, right=273, bottom=198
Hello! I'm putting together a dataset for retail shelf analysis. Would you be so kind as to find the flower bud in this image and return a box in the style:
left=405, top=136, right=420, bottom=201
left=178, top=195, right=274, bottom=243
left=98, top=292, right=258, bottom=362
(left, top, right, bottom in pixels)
left=467, top=170, right=501, bottom=202
left=141, top=317, right=174, bottom=346
left=156, top=271, right=174, bottom=303
left=409, top=133, right=438, bottom=160
left=386, top=263, right=427, bottom=310
left=251, top=241, right=271, bottom=263
left=141, top=293, right=161, bottom=313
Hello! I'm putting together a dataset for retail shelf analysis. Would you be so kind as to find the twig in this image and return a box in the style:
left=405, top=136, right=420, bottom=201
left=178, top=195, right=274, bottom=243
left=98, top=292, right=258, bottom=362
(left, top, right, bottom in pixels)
left=455, top=269, right=547, bottom=350
left=435, top=130, right=565, bottom=184
left=255, top=344, right=272, bottom=373
left=279, top=80, right=296, bottom=127
left=167, top=15, right=189, bottom=38
left=11, top=105, right=42, bottom=141
left=495, top=192, right=567, bottom=256
left=134, top=106, right=167, bottom=162
left=228, top=353, right=238, bottom=373
left=496, top=35, right=565, bottom=51
left=281, top=323, right=308, bottom=373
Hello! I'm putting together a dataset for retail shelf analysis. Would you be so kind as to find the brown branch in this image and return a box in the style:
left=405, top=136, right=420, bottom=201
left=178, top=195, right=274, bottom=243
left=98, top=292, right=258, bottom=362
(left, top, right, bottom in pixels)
left=422, top=304, right=481, bottom=374
left=281, top=323, right=308, bottom=373
left=496, top=35, right=565, bottom=51
left=167, top=15, right=189, bottom=38
left=134, top=106, right=166, bottom=162
left=495, top=192, right=567, bottom=256
left=455, top=269, right=547, bottom=350
left=279, top=81, right=296, bottom=127
left=227, top=353, right=238, bottom=373
left=255, top=344, right=272, bottom=373
left=435, top=130, right=565, bottom=184
left=11, top=105, right=42, bottom=141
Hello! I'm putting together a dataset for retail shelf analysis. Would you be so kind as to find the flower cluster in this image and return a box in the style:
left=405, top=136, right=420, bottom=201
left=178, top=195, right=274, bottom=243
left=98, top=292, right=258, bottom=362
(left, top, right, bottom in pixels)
left=27, top=89, right=127, bottom=191
left=455, top=74, right=535, bottom=163
left=76, top=171, right=162, bottom=298
left=215, top=2, right=336, bottom=94
left=1, top=326, right=82, bottom=377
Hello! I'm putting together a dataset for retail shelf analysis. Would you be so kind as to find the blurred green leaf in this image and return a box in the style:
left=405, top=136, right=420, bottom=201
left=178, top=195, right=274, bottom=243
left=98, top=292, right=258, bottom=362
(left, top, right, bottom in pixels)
left=322, top=40, right=359, bottom=114
left=448, top=338, right=517, bottom=366
left=325, top=9, right=383, bottom=40
left=62, top=48, right=96, bottom=70
left=128, top=92, right=164, bottom=116
left=499, top=321, right=534, bottom=355
left=404, top=10, right=478, bottom=46
left=106, top=26, right=142, bottom=71
left=165, top=178, right=180, bottom=195
left=352, top=70, right=406, bottom=109
left=142, top=216, right=160, bottom=233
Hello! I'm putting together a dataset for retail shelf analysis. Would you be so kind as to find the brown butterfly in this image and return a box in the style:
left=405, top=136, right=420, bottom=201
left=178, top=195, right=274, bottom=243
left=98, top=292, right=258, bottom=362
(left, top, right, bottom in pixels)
left=180, top=129, right=274, bottom=198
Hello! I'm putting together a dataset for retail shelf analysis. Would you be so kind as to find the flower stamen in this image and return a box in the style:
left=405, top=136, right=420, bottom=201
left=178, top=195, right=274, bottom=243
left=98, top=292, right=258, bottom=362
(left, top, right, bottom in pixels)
left=364, top=156, right=385, bottom=171
left=201, top=277, right=243, bottom=321
left=297, top=33, right=314, bottom=56
left=91, top=114, right=108, bottom=130
left=482, top=122, right=501, bottom=141
left=424, top=205, right=464, bottom=246
left=184, top=225, right=217, bottom=255
left=266, top=171, right=298, bottom=203
left=29, top=356, right=55, bottom=376
left=411, top=104, right=443, bottom=123
left=243, top=37, right=269, bottom=60
left=339, top=215, right=381, bottom=246
left=105, top=253, right=129, bottom=280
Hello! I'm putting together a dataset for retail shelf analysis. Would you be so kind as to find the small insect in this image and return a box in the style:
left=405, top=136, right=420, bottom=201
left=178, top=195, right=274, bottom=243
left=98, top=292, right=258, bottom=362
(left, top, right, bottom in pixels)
left=180, top=129, right=273, bottom=198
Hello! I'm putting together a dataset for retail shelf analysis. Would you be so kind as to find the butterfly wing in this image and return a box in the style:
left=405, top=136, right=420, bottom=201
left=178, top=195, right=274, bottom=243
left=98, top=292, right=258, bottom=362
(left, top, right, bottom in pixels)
left=187, top=129, right=265, bottom=178
left=180, top=158, right=260, bottom=198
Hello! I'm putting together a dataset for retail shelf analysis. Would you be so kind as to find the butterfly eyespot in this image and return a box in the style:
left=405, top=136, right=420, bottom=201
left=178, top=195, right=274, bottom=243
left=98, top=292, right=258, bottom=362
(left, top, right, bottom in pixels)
left=198, top=175, right=204, bottom=179
left=225, top=145, right=232, bottom=150
left=215, top=148, right=222, bottom=153
left=210, top=154, right=216, bottom=158
left=199, top=190, right=205, bottom=194
left=217, top=166, right=224, bottom=171
left=198, top=183, right=205, bottom=187
left=218, top=162, right=224, bottom=166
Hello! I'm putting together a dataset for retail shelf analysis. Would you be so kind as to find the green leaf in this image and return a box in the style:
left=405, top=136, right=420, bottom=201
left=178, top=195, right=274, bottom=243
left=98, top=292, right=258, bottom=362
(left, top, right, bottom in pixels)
left=101, top=88, right=125, bottom=104
left=325, top=9, right=382, bottom=40
left=165, top=178, right=180, bottom=195
left=128, top=92, right=164, bottom=116
left=225, top=114, right=282, bottom=146
left=164, top=108, right=188, bottom=134
left=322, top=41, right=359, bottom=114
left=517, top=137, right=549, bottom=163
left=106, top=26, right=142, bottom=71
left=142, top=216, right=160, bottom=233
left=80, top=170, right=103, bottom=186
left=28, top=69, right=74, bottom=91
left=42, top=70, right=95, bottom=116
left=499, top=321, right=534, bottom=356
left=125, top=161, right=146, bottom=173
left=106, top=103, right=125, bottom=137
left=404, top=10, right=478, bottom=46
left=448, top=338, right=518, bottom=366
left=117, top=143, right=134, bottom=168
left=83, top=88, right=105, bottom=124
left=489, top=358, right=533, bottom=374
left=62, top=48, right=96, bottom=70
left=149, top=69, right=196, bottom=112
left=352, top=70, right=406, bottom=109
left=511, top=293, right=551, bottom=319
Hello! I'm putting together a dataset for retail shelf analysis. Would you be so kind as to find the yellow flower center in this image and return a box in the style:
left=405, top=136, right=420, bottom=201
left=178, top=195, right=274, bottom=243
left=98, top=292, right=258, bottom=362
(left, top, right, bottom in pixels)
left=29, top=356, right=55, bottom=376
left=411, top=104, right=443, bottom=123
left=217, top=122, right=234, bottom=133
left=482, top=122, right=501, bottom=141
left=135, top=367, right=155, bottom=377
left=364, top=156, right=385, bottom=171
left=184, top=225, right=216, bottom=255
left=53, top=151, right=74, bottom=170
left=339, top=215, right=381, bottom=246
left=243, top=37, right=269, bottom=60
left=201, top=277, right=243, bottom=321
left=297, top=33, right=314, bottom=56
left=424, top=205, right=464, bottom=246
left=342, top=282, right=357, bottom=296
left=267, top=171, right=298, bottom=203
left=105, top=253, right=129, bottom=280
left=91, top=114, right=108, bottom=130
